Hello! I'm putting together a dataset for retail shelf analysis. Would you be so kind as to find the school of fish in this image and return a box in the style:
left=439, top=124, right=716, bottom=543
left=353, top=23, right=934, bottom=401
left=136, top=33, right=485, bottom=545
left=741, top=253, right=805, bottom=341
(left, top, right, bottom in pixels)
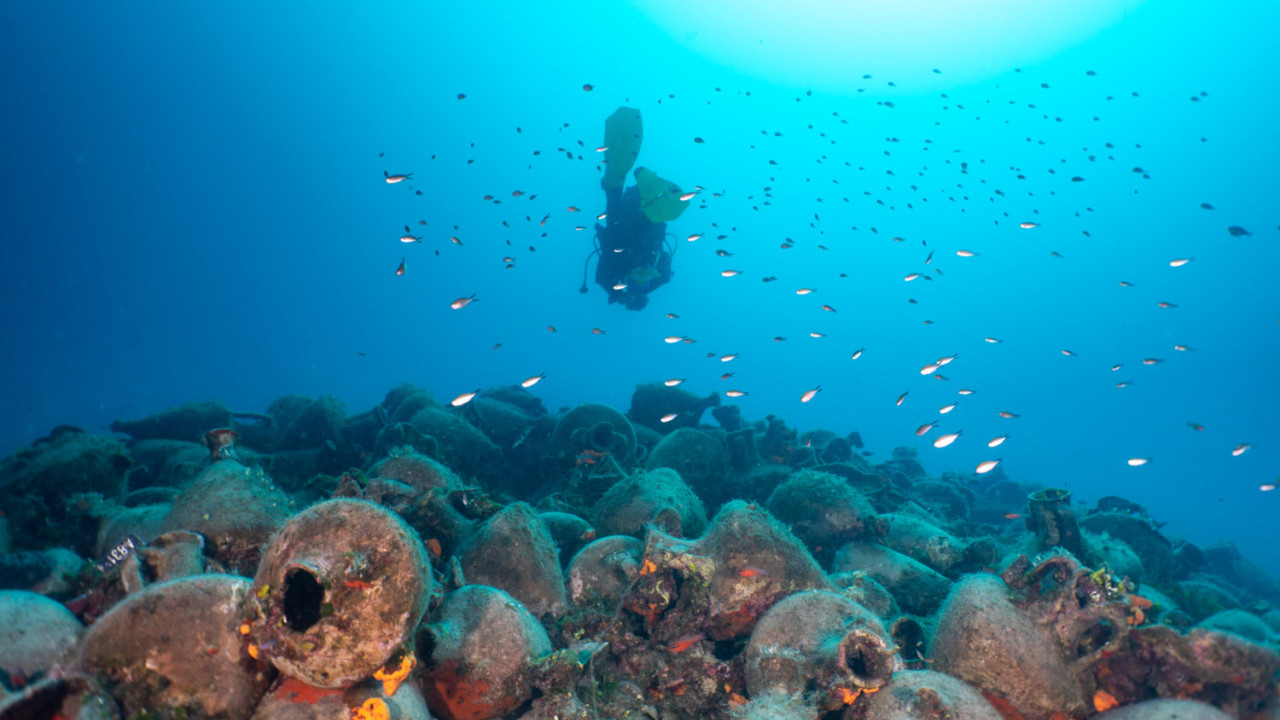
left=374, top=69, right=1273, bottom=496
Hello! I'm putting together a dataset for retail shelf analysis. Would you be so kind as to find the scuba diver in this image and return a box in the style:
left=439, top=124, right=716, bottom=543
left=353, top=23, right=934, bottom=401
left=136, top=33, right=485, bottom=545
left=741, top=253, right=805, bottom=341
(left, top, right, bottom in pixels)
left=592, top=167, right=673, bottom=310
left=580, top=107, right=689, bottom=311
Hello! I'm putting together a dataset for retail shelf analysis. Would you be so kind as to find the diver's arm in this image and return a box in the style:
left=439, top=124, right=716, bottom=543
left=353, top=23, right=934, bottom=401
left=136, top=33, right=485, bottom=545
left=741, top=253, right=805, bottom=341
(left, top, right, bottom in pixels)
left=648, top=247, right=673, bottom=292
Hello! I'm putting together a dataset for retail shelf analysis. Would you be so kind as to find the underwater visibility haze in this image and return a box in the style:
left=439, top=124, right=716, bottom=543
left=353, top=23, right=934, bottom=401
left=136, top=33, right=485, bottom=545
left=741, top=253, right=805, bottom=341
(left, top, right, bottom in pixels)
left=1, top=1, right=1279, bottom=716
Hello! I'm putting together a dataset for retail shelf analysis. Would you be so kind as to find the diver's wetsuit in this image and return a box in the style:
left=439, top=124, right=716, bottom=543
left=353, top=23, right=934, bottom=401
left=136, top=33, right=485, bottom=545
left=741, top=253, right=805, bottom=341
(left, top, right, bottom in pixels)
left=594, top=181, right=671, bottom=308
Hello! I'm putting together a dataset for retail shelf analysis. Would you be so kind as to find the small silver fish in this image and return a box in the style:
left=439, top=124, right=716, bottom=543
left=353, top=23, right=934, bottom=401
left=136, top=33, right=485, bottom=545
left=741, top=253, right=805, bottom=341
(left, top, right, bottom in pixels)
left=511, top=426, right=532, bottom=449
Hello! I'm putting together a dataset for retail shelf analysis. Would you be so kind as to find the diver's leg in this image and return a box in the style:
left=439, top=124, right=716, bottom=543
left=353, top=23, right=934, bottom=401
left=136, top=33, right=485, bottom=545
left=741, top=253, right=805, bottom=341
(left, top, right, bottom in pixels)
left=603, top=183, right=623, bottom=221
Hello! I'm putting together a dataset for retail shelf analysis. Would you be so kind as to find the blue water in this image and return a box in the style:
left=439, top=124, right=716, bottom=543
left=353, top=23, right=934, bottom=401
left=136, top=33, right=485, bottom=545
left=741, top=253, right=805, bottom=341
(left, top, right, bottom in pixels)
left=1, top=2, right=1276, bottom=575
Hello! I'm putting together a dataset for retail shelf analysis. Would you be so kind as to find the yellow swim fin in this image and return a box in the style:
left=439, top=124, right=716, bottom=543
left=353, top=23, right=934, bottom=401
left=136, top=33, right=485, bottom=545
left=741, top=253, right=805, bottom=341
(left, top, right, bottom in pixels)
left=602, top=107, right=643, bottom=189
left=635, top=168, right=689, bottom=224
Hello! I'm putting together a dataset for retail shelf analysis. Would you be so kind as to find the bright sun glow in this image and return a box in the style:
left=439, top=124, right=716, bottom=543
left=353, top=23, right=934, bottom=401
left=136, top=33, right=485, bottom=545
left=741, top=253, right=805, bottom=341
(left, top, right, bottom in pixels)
left=639, top=0, right=1149, bottom=93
